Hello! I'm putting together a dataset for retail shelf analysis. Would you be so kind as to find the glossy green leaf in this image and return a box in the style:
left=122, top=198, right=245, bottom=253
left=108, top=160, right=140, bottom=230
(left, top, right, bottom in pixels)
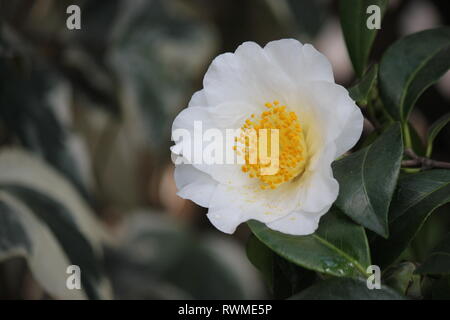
left=248, top=210, right=371, bottom=278
left=246, top=235, right=316, bottom=298
left=404, top=205, right=450, bottom=263
left=416, top=233, right=450, bottom=275
left=246, top=234, right=274, bottom=290
left=289, top=278, right=406, bottom=300
left=275, top=254, right=316, bottom=298
left=379, top=27, right=450, bottom=121
left=267, top=255, right=293, bottom=299
left=426, top=112, right=450, bottom=157
left=409, top=122, right=427, bottom=157
left=339, top=0, right=388, bottom=76
left=332, top=123, right=403, bottom=237
left=349, top=64, right=378, bottom=105
left=384, top=262, right=419, bottom=296
left=373, top=170, right=450, bottom=268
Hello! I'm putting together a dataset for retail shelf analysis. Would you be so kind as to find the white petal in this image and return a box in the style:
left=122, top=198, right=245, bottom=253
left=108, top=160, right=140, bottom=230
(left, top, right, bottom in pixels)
left=207, top=207, right=243, bottom=234
left=188, top=89, right=208, bottom=108
left=206, top=181, right=305, bottom=234
left=172, top=106, right=212, bottom=138
left=264, top=39, right=334, bottom=84
left=266, top=208, right=328, bottom=236
left=299, top=144, right=339, bottom=213
left=171, top=104, right=256, bottom=186
left=205, top=101, right=260, bottom=129
left=203, top=42, right=293, bottom=107
left=333, top=102, right=365, bottom=158
left=302, top=44, right=335, bottom=83
left=172, top=102, right=259, bottom=138
left=303, top=81, right=363, bottom=158
left=171, top=106, right=212, bottom=172
left=174, top=163, right=218, bottom=208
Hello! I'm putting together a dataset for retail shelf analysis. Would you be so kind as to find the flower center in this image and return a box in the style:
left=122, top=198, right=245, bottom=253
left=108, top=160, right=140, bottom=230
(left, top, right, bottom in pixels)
left=234, top=101, right=308, bottom=190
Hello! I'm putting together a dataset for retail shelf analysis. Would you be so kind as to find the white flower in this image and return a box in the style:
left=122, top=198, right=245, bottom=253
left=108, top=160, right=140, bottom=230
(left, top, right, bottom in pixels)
left=171, top=39, right=363, bottom=236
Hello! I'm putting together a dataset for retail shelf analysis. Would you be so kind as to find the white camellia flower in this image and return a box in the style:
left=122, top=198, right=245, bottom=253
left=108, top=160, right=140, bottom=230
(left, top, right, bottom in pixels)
left=171, top=39, right=363, bottom=236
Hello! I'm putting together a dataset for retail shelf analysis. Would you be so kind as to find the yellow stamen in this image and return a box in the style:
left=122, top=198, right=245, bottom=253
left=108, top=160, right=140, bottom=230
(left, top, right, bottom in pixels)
left=234, top=101, right=308, bottom=190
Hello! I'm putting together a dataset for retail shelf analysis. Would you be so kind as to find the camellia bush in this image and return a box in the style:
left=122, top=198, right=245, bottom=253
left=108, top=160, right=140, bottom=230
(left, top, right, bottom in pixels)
left=172, top=0, right=450, bottom=300
left=256, top=7, right=450, bottom=299
left=246, top=3, right=450, bottom=299
left=0, top=0, right=449, bottom=301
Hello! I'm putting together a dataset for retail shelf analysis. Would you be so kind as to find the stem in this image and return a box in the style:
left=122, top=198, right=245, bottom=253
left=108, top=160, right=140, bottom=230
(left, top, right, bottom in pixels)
left=402, top=167, right=421, bottom=174
left=425, top=142, right=433, bottom=158
left=401, top=148, right=450, bottom=170
left=402, top=122, right=413, bottom=150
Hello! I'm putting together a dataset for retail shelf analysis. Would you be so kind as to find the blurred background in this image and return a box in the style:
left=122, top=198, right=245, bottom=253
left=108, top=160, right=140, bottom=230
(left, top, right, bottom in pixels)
left=0, top=0, right=449, bottom=299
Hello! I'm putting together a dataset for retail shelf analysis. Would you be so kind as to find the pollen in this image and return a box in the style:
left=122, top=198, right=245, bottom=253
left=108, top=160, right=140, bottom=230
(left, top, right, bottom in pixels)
left=234, top=100, right=308, bottom=190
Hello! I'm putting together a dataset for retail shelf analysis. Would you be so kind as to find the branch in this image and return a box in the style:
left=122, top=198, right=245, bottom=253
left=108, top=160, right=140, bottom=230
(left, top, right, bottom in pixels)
left=401, top=148, right=450, bottom=170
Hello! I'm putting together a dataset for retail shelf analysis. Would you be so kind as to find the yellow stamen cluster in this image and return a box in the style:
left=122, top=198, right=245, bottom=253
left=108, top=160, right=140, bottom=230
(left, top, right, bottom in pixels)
left=235, top=101, right=307, bottom=190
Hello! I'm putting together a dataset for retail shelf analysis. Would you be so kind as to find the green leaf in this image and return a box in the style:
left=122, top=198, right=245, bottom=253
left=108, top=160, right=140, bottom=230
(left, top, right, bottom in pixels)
left=372, top=170, right=450, bottom=268
left=289, top=278, right=406, bottom=300
left=384, top=262, right=419, bottom=296
left=332, top=123, right=403, bottom=237
left=426, top=113, right=450, bottom=157
left=246, top=235, right=316, bottom=298
left=339, top=0, right=388, bottom=76
left=404, top=205, right=450, bottom=262
left=379, top=27, right=450, bottom=121
left=246, top=234, right=274, bottom=290
left=349, top=64, right=378, bottom=105
left=275, top=255, right=316, bottom=298
left=408, top=122, right=427, bottom=157
left=247, top=209, right=371, bottom=278
left=416, top=232, right=450, bottom=275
